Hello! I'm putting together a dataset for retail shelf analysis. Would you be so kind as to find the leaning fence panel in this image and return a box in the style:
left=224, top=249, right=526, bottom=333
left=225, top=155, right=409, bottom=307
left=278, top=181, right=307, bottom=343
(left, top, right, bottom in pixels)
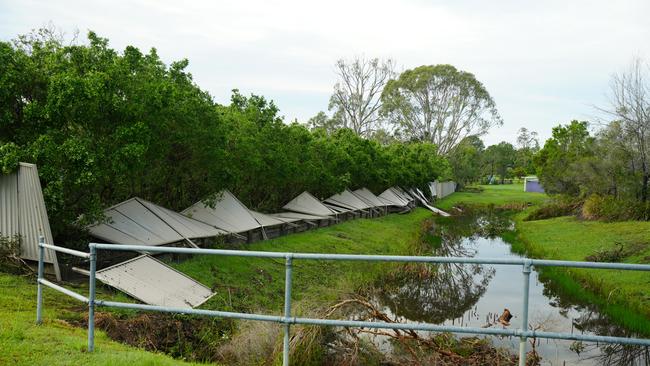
left=35, top=239, right=650, bottom=365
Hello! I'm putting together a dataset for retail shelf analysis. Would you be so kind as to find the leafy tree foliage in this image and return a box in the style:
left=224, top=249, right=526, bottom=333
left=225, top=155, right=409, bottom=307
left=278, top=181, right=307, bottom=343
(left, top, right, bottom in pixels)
left=0, top=30, right=449, bottom=243
left=447, top=136, right=484, bottom=186
left=515, top=127, right=539, bottom=175
left=534, top=121, right=594, bottom=195
left=483, top=142, right=516, bottom=184
left=381, top=64, right=502, bottom=155
left=307, top=111, right=343, bottom=136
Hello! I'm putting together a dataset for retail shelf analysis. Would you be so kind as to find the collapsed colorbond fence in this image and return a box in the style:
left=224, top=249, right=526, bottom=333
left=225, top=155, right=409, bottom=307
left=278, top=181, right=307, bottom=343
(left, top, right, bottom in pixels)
left=36, top=237, right=650, bottom=366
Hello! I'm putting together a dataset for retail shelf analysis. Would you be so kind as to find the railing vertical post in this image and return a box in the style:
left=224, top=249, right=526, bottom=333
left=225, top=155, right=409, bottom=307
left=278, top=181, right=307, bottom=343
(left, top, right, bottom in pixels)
left=283, top=255, right=293, bottom=366
left=88, top=244, right=97, bottom=352
left=518, top=260, right=532, bottom=366
left=36, top=235, right=45, bottom=324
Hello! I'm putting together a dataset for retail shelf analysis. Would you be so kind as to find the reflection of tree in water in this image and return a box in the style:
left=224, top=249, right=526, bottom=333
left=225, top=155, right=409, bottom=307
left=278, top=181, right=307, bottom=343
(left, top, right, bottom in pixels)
left=536, top=267, right=649, bottom=365
left=570, top=309, right=650, bottom=366
left=373, top=212, right=511, bottom=324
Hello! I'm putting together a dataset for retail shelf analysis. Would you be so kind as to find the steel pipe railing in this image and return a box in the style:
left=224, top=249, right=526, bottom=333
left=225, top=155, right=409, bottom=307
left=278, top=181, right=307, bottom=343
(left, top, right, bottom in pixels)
left=35, top=238, right=650, bottom=365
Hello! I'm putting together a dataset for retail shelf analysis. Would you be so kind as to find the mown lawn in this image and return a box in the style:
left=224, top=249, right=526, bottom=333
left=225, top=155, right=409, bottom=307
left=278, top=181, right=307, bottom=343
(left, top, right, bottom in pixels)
left=435, top=183, right=547, bottom=211
left=0, top=272, right=204, bottom=366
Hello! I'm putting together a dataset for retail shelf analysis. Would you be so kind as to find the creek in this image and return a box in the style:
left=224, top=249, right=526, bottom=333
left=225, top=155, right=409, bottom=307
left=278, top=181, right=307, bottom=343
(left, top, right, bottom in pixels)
left=366, top=210, right=649, bottom=365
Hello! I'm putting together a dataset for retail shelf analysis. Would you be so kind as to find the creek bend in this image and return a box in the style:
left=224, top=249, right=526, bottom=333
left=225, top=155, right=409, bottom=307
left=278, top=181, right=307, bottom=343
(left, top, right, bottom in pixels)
left=355, top=210, right=649, bottom=365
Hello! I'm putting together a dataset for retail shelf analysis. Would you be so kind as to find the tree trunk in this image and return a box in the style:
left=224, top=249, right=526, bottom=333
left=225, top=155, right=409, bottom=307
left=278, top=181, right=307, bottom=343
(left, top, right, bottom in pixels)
left=642, top=173, right=649, bottom=203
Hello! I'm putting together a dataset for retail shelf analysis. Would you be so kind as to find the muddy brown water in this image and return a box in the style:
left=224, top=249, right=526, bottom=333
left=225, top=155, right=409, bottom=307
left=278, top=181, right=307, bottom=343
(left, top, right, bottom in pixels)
left=367, top=210, right=649, bottom=365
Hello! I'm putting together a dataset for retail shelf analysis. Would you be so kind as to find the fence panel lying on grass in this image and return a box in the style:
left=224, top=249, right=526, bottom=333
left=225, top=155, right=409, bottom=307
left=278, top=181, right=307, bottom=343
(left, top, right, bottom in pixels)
left=36, top=237, right=650, bottom=366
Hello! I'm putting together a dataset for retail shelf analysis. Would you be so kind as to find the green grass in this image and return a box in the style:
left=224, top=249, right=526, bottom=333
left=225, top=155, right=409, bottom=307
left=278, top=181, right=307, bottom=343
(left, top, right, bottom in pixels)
left=0, top=209, right=434, bottom=365
left=439, top=184, right=650, bottom=334
left=435, top=183, right=547, bottom=211
left=174, top=209, right=434, bottom=315
left=512, top=214, right=650, bottom=333
left=0, top=273, right=204, bottom=366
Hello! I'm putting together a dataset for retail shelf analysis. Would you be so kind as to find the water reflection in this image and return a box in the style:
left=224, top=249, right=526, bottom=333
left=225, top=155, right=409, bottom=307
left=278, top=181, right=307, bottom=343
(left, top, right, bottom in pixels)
left=370, top=209, right=649, bottom=365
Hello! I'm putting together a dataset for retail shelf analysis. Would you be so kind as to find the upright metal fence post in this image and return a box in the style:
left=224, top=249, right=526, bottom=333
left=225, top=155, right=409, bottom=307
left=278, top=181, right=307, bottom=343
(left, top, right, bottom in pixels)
left=88, top=244, right=97, bottom=352
left=518, top=260, right=532, bottom=366
left=283, top=255, right=293, bottom=366
left=36, top=235, right=45, bottom=324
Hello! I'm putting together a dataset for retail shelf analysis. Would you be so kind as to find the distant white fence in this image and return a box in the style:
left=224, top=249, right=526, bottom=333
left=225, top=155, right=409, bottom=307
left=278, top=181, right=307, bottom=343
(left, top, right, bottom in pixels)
left=429, top=181, right=457, bottom=199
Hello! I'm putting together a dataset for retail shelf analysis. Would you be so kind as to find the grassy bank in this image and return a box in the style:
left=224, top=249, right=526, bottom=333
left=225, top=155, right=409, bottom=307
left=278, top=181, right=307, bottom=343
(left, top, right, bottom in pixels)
left=512, top=214, right=650, bottom=334
left=0, top=272, right=203, bottom=366
left=174, top=209, right=433, bottom=314
left=0, top=209, right=434, bottom=365
left=439, top=184, right=650, bottom=335
left=168, top=209, right=434, bottom=364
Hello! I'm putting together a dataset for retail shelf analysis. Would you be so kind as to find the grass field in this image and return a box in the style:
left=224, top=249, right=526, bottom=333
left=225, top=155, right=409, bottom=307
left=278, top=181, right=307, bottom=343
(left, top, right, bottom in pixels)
left=435, top=183, right=547, bottom=211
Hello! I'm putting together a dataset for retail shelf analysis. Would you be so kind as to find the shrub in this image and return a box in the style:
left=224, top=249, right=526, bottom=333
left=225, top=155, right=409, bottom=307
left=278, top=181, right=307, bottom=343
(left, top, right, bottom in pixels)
left=524, top=196, right=581, bottom=221
left=581, top=194, right=650, bottom=221
left=461, top=186, right=484, bottom=193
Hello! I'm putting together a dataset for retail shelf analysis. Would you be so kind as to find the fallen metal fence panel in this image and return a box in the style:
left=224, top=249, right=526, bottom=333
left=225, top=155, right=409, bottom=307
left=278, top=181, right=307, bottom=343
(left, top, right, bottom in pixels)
left=36, top=237, right=650, bottom=366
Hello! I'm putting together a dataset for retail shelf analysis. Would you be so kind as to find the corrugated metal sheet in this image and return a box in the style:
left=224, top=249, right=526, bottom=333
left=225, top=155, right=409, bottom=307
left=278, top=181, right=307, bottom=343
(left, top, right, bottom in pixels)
left=378, top=197, right=397, bottom=206
left=96, top=255, right=213, bottom=308
left=282, top=191, right=336, bottom=217
left=409, top=188, right=429, bottom=204
left=324, top=203, right=353, bottom=213
left=270, top=212, right=330, bottom=222
left=416, top=188, right=429, bottom=202
left=393, top=187, right=414, bottom=202
left=324, top=189, right=371, bottom=210
left=352, top=188, right=386, bottom=208
left=182, top=190, right=262, bottom=234
left=430, top=181, right=457, bottom=198
left=0, top=163, right=60, bottom=280
left=249, top=210, right=286, bottom=227
left=379, top=188, right=409, bottom=207
left=88, top=197, right=225, bottom=246
left=0, top=171, right=19, bottom=238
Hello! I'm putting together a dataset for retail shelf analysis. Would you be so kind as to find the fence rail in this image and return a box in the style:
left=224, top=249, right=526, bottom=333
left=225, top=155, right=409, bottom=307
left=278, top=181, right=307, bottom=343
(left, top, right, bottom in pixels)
left=36, top=237, right=650, bottom=366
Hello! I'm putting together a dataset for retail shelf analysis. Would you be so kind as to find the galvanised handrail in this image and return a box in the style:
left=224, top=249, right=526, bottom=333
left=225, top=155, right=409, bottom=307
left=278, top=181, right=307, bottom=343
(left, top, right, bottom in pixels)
left=36, top=238, right=650, bottom=366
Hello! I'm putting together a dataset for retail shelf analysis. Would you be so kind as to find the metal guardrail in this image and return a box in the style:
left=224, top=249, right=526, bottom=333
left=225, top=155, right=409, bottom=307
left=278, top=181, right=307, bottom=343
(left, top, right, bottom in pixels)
left=36, top=237, right=650, bottom=366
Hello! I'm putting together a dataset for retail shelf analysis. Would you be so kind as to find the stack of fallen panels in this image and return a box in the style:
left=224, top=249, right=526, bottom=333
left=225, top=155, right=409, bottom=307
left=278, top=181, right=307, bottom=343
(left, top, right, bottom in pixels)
left=249, top=210, right=302, bottom=239
left=88, top=197, right=226, bottom=248
left=182, top=190, right=266, bottom=242
left=282, top=191, right=338, bottom=226
left=325, top=189, right=375, bottom=218
left=378, top=188, right=411, bottom=213
left=270, top=212, right=331, bottom=230
left=394, top=187, right=416, bottom=208
left=352, top=188, right=387, bottom=216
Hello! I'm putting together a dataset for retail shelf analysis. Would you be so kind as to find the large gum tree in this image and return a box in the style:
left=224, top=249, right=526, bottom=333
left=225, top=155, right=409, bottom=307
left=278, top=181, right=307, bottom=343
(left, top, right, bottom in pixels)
left=381, top=64, right=502, bottom=155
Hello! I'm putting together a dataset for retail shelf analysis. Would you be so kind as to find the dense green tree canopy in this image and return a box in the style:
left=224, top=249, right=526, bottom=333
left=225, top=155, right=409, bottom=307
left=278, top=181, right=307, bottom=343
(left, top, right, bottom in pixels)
left=0, top=30, right=450, bottom=244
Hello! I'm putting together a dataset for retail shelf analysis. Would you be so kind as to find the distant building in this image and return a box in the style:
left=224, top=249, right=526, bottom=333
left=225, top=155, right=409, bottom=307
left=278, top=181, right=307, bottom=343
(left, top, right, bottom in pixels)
left=524, top=176, right=545, bottom=193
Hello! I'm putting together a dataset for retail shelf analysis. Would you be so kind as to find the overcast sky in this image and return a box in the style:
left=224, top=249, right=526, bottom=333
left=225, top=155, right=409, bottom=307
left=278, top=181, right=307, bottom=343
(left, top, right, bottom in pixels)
left=1, top=0, right=649, bottom=145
